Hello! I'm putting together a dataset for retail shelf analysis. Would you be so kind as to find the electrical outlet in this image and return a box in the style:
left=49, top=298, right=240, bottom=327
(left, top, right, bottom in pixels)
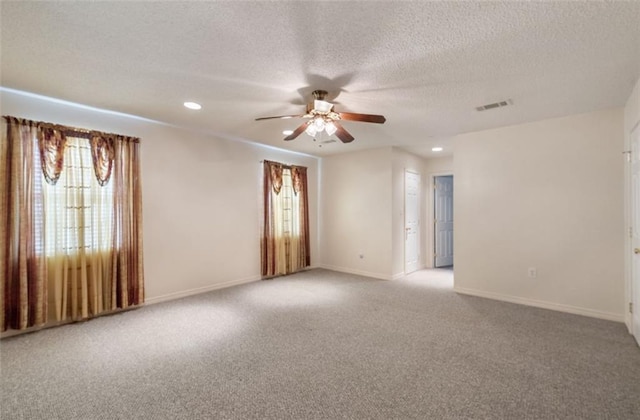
left=528, top=267, right=537, bottom=278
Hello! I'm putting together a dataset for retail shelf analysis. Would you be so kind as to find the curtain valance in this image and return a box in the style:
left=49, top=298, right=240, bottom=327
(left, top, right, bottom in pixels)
left=263, top=160, right=307, bottom=196
left=3, top=116, right=138, bottom=187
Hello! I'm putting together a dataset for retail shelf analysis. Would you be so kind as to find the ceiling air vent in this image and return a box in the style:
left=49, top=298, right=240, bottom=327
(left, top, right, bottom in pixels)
left=476, top=99, right=513, bottom=112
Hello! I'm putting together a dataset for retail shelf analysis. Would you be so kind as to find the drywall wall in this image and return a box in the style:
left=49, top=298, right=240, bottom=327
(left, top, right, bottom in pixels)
left=320, top=147, right=393, bottom=279
left=424, top=156, right=453, bottom=175
left=454, top=108, right=625, bottom=321
left=1, top=88, right=319, bottom=303
left=626, top=78, right=640, bottom=136
left=391, top=148, right=427, bottom=277
left=624, top=77, right=640, bottom=330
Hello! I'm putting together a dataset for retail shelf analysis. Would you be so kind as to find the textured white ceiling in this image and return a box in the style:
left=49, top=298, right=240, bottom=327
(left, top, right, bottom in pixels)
left=2, top=1, right=639, bottom=157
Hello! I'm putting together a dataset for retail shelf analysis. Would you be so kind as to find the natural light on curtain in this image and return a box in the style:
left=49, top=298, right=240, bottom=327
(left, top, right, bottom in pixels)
left=1, top=116, right=144, bottom=332
left=262, top=160, right=310, bottom=277
left=43, top=137, right=115, bottom=321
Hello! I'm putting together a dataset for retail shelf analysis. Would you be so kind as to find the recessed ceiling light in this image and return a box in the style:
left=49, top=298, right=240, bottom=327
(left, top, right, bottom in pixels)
left=283, top=130, right=294, bottom=135
left=432, top=147, right=443, bottom=152
left=183, top=101, right=201, bottom=110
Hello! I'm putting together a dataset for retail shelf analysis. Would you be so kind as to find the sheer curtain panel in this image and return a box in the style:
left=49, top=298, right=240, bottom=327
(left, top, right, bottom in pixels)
left=44, top=136, right=116, bottom=321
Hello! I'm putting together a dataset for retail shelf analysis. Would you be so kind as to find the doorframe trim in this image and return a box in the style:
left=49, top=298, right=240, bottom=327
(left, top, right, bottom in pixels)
left=428, top=172, right=454, bottom=269
left=625, top=123, right=639, bottom=337
left=404, top=169, right=421, bottom=275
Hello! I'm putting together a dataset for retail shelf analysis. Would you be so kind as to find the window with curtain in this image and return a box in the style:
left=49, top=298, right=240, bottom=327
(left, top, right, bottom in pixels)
left=261, top=160, right=310, bottom=277
left=43, top=137, right=114, bottom=255
left=43, top=136, right=116, bottom=321
left=1, top=116, right=144, bottom=332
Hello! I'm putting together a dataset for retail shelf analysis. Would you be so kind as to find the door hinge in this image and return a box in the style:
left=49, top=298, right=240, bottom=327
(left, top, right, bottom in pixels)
left=630, top=227, right=634, bottom=238
left=630, top=302, right=633, bottom=314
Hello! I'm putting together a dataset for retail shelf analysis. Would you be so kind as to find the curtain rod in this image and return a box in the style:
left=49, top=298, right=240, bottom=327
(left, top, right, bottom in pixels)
left=259, top=160, right=304, bottom=170
left=2, top=115, right=140, bottom=143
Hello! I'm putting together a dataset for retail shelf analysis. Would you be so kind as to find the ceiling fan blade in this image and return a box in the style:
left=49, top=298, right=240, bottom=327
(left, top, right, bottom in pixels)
left=255, top=114, right=305, bottom=121
left=333, top=121, right=355, bottom=143
left=284, top=122, right=309, bottom=141
left=338, top=112, right=386, bottom=124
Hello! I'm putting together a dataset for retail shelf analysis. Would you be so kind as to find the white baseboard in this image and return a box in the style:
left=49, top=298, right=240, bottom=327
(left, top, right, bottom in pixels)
left=145, top=275, right=261, bottom=306
left=625, top=313, right=633, bottom=334
left=454, top=286, right=624, bottom=323
left=319, top=264, right=392, bottom=281
left=392, top=272, right=405, bottom=280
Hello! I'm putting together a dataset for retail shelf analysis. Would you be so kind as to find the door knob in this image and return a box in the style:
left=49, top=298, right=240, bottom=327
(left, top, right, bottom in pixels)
left=635, top=248, right=640, bottom=255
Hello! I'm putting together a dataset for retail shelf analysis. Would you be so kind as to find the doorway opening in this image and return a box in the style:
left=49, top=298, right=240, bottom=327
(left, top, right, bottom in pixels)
left=434, top=175, right=454, bottom=268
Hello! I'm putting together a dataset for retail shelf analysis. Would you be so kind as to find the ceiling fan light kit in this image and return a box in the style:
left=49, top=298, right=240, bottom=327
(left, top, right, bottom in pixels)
left=256, top=89, right=386, bottom=144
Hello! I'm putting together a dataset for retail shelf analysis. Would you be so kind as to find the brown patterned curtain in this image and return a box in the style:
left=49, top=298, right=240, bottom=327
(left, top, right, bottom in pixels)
left=1, top=118, right=48, bottom=331
left=1, top=116, right=144, bottom=332
left=291, top=166, right=311, bottom=270
left=38, top=127, right=67, bottom=185
left=269, top=161, right=284, bottom=194
left=261, top=160, right=310, bottom=277
left=111, top=137, right=144, bottom=308
left=90, top=135, right=115, bottom=186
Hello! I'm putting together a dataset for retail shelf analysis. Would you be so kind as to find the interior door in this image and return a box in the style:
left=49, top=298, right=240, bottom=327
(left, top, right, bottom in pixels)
left=632, top=126, right=640, bottom=345
left=434, top=175, right=454, bottom=267
left=405, top=171, right=420, bottom=274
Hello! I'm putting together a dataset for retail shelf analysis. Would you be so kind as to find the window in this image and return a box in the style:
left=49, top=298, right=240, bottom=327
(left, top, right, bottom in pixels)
left=280, top=169, right=296, bottom=239
left=2, top=115, right=144, bottom=331
left=261, top=161, right=310, bottom=277
left=43, top=137, right=114, bottom=257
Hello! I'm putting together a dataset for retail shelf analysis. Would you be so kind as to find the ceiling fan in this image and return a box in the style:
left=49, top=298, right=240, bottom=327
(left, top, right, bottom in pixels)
left=255, top=90, right=386, bottom=143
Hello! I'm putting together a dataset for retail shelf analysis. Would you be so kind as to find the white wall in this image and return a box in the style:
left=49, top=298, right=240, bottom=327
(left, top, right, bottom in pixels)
left=1, top=89, right=319, bottom=303
left=320, top=147, right=393, bottom=279
left=321, top=146, right=427, bottom=280
left=391, top=148, right=427, bottom=277
left=453, top=108, right=625, bottom=321
left=626, top=79, right=640, bottom=136
left=624, top=77, right=640, bottom=330
left=424, top=156, right=453, bottom=175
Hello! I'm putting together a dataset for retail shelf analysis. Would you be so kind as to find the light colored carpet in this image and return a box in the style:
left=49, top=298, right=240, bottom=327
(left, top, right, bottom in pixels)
left=1, top=268, right=639, bottom=419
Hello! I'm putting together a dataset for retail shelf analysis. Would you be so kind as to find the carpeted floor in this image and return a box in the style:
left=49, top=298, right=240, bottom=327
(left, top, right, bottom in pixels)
left=1, top=268, right=639, bottom=419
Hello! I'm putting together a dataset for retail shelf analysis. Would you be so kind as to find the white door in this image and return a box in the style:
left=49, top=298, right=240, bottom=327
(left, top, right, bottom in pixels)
left=434, top=175, right=454, bottom=267
left=631, top=126, right=640, bottom=345
left=405, top=171, right=420, bottom=274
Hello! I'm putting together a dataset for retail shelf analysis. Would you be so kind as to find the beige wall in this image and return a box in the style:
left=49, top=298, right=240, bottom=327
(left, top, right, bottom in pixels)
left=424, top=156, right=453, bottom=176
left=624, top=77, right=640, bottom=329
left=321, top=146, right=428, bottom=280
left=625, top=78, right=640, bottom=136
left=453, top=108, right=625, bottom=321
left=320, top=147, right=393, bottom=279
left=1, top=89, right=319, bottom=303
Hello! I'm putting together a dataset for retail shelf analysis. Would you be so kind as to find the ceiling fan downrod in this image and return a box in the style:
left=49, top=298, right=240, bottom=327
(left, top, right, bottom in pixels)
left=312, top=90, right=328, bottom=101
